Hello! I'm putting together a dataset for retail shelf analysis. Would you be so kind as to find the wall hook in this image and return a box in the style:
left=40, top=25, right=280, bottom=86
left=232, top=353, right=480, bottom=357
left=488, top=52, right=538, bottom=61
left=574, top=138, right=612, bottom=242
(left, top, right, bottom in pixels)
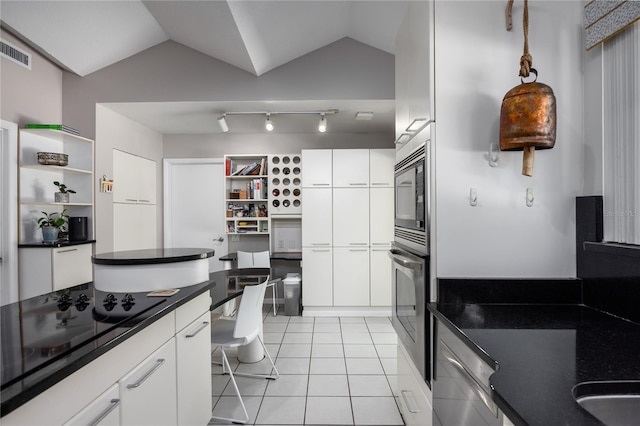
left=470, top=188, right=478, bottom=207
left=526, top=187, right=534, bottom=207
left=489, top=143, right=500, bottom=167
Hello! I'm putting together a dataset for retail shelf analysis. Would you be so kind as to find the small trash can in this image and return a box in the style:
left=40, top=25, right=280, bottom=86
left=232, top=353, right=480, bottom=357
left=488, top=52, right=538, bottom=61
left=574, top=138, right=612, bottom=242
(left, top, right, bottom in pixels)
left=283, top=273, right=302, bottom=316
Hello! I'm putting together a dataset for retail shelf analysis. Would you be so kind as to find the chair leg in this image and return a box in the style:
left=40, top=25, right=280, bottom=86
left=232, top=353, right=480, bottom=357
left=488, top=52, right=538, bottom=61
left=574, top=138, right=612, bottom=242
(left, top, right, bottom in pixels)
left=272, top=284, right=277, bottom=316
left=210, top=348, right=250, bottom=424
left=231, top=336, right=280, bottom=381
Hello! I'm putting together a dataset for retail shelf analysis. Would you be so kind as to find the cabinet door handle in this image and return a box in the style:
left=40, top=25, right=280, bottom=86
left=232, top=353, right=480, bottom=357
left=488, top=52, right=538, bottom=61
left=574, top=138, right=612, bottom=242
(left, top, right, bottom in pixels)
left=349, top=243, right=368, bottom=246
left=371, top=242, right=390, bottom=246
left=349, top=249, right=368, bottom=252
left=186, top=321, right=209, bottom=338
left=312, top=249, right=330, bottom=252
left=56, top=248, right=78, bottom=254
left=125, top=198, right=138, bottom=202
left=139, top=199, right=151, bottom=203
left=401, top=390, right=420, bottom=413
left=312, top=243, right=331, bottom=246
left=126, top=358, right=165, bottom=389
left=371, top=182, right=389, bottom=186
left=312, top=183, right=330, bottom=186
left=88, top=398, right=120, bottom=426
left=349, top=183, right=368, bottom=186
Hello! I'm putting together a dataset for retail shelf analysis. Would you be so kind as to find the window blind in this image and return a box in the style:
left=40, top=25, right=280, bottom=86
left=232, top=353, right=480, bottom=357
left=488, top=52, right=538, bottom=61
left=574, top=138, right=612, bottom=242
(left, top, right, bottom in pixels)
left=603, top=22, right=640, bottom=244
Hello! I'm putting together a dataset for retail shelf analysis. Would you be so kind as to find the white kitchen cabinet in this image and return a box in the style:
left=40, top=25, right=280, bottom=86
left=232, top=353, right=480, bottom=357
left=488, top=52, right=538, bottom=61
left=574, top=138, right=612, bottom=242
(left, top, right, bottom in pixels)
left=113, top=197, right=157, bottom=251
left=64, top=384, right=120, bottom=426
left=369, top=149, right=395, bottom=187
left=302, top=188, right=332, bottom=246
left=333, top=247, right=370, bottom=306
left=395, top=1, right=435, bottom=140
left=19, top=243, right=93, bottom=299
left=397, top=341, right=433, bottom=426
left=332, top=149, right=370, bottom=187
left=119, top=338, right=177, bottom=426
left=137, top=203, right=158, bottom=249
left=370, top=187, right=394, bottom=246
left=302, top=247, right=333, bottom=306
left=333, top=188, right=369, bottom=247
left=113, top=150, right=157, bottom=204
left=301, top=149, right=332, bottom=187
left=176, top=311, right=212, bottom=426
left=370, top=246, right=392, bottom=306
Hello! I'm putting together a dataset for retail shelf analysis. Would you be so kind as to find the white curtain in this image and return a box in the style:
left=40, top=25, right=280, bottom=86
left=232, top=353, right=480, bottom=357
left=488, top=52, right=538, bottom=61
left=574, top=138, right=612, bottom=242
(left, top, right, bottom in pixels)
left=603, top=22, right=640, bottom=244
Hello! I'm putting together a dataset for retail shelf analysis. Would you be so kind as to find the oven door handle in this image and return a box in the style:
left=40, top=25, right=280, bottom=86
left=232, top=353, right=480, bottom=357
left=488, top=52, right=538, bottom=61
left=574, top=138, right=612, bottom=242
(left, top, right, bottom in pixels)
left=388, top=249, right=423, bottom=270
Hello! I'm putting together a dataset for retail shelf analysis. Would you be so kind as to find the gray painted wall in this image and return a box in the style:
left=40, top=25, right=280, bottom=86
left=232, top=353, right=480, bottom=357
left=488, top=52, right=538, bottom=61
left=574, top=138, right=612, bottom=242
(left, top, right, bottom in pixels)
left=1, top=29, right=62, bottom=125
left=62, top=38, right=395, bottom=139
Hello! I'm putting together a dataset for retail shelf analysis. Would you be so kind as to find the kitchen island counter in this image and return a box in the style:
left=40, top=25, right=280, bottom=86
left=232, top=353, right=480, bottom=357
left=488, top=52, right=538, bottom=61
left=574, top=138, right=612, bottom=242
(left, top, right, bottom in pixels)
left=0, top=267, right=238, bottom=418
left=429, top=302, right=640, bottom=425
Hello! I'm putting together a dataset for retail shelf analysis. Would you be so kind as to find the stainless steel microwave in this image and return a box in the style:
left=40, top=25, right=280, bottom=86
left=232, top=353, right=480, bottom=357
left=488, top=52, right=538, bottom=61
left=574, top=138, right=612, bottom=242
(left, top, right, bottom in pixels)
left=394, top=136, right=429, bottom=256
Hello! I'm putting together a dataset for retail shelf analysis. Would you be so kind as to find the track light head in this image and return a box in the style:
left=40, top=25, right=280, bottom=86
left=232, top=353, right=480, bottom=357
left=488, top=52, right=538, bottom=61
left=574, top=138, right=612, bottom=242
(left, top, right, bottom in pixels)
left=265, top=114, right=274, bottom=131
left=318, top=114, right=327, bottom=133
left=217, top=115, right=229, bottom=133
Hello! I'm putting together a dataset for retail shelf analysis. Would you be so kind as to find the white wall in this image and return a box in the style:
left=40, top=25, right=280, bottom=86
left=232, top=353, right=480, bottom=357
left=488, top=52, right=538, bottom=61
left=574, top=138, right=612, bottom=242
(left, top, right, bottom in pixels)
left=95, top=105, right=163, bottom=254
left=434, top=1, right=584, bottom=278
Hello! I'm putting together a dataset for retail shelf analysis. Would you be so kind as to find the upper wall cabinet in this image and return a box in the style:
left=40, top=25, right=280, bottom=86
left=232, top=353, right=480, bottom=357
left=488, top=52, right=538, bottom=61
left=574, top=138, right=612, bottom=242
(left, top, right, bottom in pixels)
left=18, top=128, right=95, bottom=243
left=332, top=149, right=370, bottom=187
left=395, top=1, right=435, bottom=141
left=302, top=149, right=332, bottom=187
left=113, top=149, right=157, bottom=204
left=369, top=149, right=395, bottom=187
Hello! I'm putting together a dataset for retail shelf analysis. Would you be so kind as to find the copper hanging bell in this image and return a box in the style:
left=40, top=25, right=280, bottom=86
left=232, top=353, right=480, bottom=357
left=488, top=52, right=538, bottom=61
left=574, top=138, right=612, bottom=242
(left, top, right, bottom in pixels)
left=499, top=69, right=556, bottom=177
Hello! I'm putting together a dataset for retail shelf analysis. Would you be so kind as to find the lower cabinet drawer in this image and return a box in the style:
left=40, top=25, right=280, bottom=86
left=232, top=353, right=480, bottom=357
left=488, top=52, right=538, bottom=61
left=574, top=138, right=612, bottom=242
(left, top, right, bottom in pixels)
left=397, top=342, right=432, bottom=426
left=52, top=244, right=93, bottom=290
left=64, top=384, right=120, bottom=426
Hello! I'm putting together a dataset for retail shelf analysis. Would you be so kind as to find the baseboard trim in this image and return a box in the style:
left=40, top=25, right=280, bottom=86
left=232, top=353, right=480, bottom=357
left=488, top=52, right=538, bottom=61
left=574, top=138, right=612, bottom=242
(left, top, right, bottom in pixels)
left=302, top=306, right=391, bottom=317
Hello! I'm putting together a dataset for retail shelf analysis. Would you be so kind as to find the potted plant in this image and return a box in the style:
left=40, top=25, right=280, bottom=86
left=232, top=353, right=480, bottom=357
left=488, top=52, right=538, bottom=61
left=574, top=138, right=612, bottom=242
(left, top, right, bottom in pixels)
left=53, top=181, right=76, bottom=203
left=37, top=209, right=69, bottom=244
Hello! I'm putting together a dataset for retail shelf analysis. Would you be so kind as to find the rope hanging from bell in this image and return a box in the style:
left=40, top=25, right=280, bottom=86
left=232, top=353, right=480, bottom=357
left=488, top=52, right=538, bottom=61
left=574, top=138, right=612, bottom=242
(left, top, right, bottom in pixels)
left=519, top=0, right=533, bottom=78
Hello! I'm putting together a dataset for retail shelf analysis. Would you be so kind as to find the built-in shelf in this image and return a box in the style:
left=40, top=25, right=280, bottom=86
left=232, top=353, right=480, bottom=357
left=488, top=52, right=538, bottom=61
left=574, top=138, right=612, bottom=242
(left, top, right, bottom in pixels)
left=20, top=164, right=92, bottom=174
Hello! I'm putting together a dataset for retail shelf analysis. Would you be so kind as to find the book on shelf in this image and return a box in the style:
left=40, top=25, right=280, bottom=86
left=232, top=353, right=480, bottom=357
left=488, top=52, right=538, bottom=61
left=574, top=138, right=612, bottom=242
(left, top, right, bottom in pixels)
left=241, top=162, right=260, bottom=175
left=25, top=123, right=80, bottom=135
left=259, top=157, right=266, bottom=175
left=232, top=164, right=248, bottom=176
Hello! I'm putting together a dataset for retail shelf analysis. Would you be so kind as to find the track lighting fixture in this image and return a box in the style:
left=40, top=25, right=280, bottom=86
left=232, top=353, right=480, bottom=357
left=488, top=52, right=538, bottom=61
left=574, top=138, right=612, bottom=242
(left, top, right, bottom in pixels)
left=217, top=115, right=229, bottom=133
left=318, top=114, right=327, bottom=133
left=265, top=114, right=274, bottom=131
left=215, top=109, right=338, bottom=133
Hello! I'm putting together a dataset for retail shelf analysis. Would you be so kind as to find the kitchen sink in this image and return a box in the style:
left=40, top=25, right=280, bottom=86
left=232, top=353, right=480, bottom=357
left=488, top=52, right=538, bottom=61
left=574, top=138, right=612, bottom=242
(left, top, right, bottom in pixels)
left=573, top=381, right=640, bottom=425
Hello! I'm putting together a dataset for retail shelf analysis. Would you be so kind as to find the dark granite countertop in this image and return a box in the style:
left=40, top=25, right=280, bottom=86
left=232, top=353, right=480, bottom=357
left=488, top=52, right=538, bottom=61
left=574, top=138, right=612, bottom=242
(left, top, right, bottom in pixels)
left=0, top=268, right=256, bottom=418
left=18, top=240, right=96, bottom=248
left=92, top=247, right=214, bottom=265
left=429, top=302, right=640, bottom=426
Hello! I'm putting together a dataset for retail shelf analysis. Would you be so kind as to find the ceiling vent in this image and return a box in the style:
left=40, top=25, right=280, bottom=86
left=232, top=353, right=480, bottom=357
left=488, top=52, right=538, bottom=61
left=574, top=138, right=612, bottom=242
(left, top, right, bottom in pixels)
left=1, top=40, right=31, bottom=70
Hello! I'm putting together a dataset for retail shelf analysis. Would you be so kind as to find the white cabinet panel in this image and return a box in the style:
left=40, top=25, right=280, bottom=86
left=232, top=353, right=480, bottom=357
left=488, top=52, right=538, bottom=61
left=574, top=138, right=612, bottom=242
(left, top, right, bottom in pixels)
left=370, top=187, right=394, bottom=246
left=113, top=150, right=139, bottom=203
left=333, top=188, right=369, bottom=247
left=332, top=149, right=370, bottom=187
left=119, top=338, right=177, bottom=426
left=137, top=203, right=158, bottom=250
left=302, top=188, right=332, bottom=246
left=138, top=157, right=157, bottom=204
left=302, top=149, right=332, bottom=187
left=370, top=247, right=392, bottom=306
left=176, top=311, right=212, bottom=426
left=333, top=247, right=370, bottom=306
left=113, top=203, right=139, bottom=252
left=397, top=342, right=433, bottom=426
left=52, top=244, right=93, bottom=290
left=64, top=384, right=120, bottom=426
left=369, top=149, right=395, bottom=187
left=302, top=247, right=333, bottom=306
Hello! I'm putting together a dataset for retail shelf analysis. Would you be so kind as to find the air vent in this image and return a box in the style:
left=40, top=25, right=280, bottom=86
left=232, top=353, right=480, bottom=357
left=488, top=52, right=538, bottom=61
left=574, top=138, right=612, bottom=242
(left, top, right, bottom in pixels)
left=395, top=144, right=426, bottom=172
left=394, top=227, right=426, bottom=246
left=1, top=40, right=31, bottom=70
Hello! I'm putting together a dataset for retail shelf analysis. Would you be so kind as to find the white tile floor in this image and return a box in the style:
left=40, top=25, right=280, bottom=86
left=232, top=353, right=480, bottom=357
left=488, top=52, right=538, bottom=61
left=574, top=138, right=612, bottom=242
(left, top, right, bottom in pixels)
left=209, top=307, right=404, bottom=425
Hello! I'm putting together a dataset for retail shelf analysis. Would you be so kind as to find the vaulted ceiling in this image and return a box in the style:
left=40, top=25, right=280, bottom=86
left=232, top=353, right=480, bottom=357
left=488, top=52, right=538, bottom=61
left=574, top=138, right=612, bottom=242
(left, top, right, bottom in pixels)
left=1, top=0, right=408, bottom=77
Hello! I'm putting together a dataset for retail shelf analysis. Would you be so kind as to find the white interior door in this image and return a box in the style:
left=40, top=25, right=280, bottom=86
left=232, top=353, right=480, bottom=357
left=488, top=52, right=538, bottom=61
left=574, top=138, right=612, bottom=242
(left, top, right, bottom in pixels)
left=1, top=120, right=19, bottom=305
left=163, top=159, right=227, bottom=272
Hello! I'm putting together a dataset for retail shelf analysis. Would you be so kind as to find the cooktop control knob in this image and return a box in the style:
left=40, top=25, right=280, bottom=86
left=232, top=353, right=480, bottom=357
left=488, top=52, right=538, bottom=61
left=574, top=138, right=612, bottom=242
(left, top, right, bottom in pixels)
left=75, top=293, right=90, bottom=311
left=121, top=293, right=136, bottom=311
left=57, top=293, right=72, bottom=311
left=103, top=293, right=118, bottom=311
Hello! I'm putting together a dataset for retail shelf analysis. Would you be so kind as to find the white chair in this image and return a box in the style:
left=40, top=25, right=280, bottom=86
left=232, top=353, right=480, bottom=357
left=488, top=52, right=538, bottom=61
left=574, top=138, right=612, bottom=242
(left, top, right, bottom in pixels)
left=210, top=281, right=279, bottom=424
left=237, top=250, right=279, bottom=316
